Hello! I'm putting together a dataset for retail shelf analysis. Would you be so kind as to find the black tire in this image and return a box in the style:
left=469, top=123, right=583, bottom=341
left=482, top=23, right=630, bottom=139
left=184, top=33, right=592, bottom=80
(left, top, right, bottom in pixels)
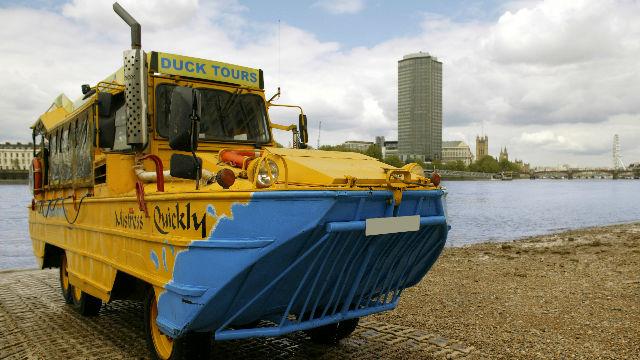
left=336, top=317, right=359, bottom=340
left=306, top=317, right=360, bottom=345
left=144, top=287, right=212, bottom=360
left=59, top=253, right=73, bottom=304
left=71, top=284, right=102, bottom=316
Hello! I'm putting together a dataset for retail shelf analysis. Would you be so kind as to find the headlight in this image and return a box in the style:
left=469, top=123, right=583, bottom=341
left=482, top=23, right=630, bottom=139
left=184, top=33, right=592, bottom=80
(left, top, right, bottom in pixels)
left=255, top=159, right=279, bottom=188
left=409, top=164, right=424, bottom=177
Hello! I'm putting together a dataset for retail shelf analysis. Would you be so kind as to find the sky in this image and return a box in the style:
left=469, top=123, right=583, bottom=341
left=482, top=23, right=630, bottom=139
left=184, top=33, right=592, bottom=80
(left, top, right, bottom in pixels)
left=0, top=0, right=639, bottom=167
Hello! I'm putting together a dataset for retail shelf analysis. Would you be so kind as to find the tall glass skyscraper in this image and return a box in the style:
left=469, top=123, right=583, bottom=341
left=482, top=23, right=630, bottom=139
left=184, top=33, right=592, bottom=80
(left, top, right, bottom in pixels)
left=397, top=52, right=442, bottom=162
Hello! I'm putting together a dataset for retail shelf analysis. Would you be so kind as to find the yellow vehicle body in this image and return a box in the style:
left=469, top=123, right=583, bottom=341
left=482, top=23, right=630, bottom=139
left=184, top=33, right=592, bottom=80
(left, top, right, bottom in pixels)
left=28, top=31, right=447, bottom=359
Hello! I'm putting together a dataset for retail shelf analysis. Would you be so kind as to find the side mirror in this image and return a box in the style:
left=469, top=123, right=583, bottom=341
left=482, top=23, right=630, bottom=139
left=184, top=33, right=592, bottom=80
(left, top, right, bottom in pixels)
left=168, top=87, right=199, bottom=152
left=298, top=114, right=309, bottom=146
left=98, top=115, right=116, bottom=149
left=170, top=154, right=202, bottom=180
left=98, top=92, right=114, bottom=117
left=97, top=92, right=124, bottom=149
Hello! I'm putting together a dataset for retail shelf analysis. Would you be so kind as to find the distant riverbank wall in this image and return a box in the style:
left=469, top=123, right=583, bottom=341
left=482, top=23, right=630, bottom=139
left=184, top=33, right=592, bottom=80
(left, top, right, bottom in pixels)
left=0, top=170, right=28, bottom=183
left=436, top=170, right=495, bottom=180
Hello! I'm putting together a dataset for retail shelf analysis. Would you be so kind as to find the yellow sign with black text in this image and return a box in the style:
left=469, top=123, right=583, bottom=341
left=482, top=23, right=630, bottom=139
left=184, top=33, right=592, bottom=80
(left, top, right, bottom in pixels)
left=151, top=52, right=262, bottom=89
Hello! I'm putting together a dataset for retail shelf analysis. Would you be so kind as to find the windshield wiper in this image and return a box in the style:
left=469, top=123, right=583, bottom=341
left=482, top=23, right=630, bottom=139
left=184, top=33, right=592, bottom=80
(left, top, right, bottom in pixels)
left=221, top=89, right=241, bottom=116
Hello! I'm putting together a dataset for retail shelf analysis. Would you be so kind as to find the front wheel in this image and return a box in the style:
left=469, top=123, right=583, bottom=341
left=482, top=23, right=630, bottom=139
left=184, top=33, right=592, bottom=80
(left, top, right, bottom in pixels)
left=144, top=287, right=212, bottom=360
left=71, top=284, right=102, bottom=316
left=306, top=317, right=360, bottom=344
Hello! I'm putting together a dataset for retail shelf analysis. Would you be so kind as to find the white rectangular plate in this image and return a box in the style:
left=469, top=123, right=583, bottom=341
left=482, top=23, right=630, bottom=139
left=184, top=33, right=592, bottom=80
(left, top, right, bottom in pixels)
left=365, top=215, right=420, bottom=236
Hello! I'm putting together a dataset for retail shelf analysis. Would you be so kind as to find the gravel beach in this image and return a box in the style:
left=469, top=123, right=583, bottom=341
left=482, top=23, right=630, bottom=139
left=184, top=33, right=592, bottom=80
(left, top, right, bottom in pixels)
left=1, top=224, right=637, bottom=359
left=372, top=222, right=640, bottom=359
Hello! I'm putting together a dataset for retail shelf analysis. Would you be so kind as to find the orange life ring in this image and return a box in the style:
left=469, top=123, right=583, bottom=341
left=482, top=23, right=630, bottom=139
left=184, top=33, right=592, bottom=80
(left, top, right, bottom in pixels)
left=31, top=157, right=43, bottom=194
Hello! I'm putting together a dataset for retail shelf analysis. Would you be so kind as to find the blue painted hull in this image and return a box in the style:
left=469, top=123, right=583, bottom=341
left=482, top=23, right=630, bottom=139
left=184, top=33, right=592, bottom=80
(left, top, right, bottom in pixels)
left=157, top=190, right=448, bottom=340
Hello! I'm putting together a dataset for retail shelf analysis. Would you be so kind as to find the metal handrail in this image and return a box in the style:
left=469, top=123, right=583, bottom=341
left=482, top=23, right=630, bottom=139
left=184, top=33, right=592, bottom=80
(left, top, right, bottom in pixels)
left=213, top=214, right=447, bottom=341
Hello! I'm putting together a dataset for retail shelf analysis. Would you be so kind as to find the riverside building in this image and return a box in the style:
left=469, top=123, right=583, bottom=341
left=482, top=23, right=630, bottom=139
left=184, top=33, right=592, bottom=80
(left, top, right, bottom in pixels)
left=341, top=140, right=374, bottom=152
left=0, top=142, right=33, bottom=170
left=442, top=141, right=474, bottom=166
left=382, top=140, right=398, bottom=159
left=398, top=52, right=442, bottom=162
left=499, top=147, right=509, bottom=162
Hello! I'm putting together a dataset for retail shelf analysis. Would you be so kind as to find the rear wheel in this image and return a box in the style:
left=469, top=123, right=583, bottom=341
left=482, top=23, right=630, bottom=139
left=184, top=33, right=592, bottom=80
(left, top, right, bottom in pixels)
left=71, top=284, right=102, bottom=316
left=306, top=317, right=360, bottom=344
left=58, top=253, right=72, bottom=304
left=144, top=287, right=212, bottom=360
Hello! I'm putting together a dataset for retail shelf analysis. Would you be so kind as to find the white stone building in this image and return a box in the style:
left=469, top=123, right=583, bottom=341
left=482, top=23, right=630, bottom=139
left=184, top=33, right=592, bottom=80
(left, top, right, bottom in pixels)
left=341, top=141, right=374, bottom=152
left=0, top=142, right=34, bottom=170
left=441, top=141, right=473, bottom=166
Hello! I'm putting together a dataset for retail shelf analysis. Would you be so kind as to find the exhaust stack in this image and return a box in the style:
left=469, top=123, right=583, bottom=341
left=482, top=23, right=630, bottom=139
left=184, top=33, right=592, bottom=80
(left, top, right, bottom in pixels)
left=113, top=2, right=141, bottom=49
left=113, top=2, right=147, bottom=149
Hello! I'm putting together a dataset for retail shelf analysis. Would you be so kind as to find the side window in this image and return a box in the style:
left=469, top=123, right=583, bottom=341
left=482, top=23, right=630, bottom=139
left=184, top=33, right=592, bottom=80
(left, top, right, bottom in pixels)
left=61, top=125, right=71, bottom=182
left=74, top=112, right=93, bottom=182
left=69, top=122, right=76, bottom=150
left=42, top=134, right=49, bottom=186
left=72, top=120, right=78, bottom=150
left=50, top=133, right=56, bottom=158
left=57, top=129, right=63, bottom=154
left=49, top=130, right=58, bottom=184
left=46, top=111, right=95, bottom=187
left=62, top=125, right=69, bottom=150
left=80, top=118, right=88, bottom=146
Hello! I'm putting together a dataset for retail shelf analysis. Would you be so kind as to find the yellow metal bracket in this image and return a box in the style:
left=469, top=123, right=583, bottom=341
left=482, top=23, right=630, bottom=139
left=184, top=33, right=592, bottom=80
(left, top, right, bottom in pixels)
left=392, top=189, right=403, bottom=206
left=385, top=169, right=411, bottom=189
left=344, top=175, right=357, bottom=188
left=385, top=169, right=413, bottom=205
left=270, top=123, right=297, bottom=131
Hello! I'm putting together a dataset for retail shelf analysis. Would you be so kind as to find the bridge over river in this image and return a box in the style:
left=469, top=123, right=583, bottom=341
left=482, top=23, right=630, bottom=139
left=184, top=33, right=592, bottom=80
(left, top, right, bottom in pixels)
left=531, top=168, right=640, bottom=179
left=427, top=168, right=640, bottom=180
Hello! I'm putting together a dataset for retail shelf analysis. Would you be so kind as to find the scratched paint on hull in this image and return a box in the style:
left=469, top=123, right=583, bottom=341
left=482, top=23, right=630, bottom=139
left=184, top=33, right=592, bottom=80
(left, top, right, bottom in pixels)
left=28, top=193, right=253, bottom=304
left=156, top=190, right=447, bottom=338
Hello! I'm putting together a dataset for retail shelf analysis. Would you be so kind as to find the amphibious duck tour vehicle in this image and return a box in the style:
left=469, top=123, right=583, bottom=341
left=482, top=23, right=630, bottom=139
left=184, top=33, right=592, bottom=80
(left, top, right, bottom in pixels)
left=28, top=3, right=448, bottom=359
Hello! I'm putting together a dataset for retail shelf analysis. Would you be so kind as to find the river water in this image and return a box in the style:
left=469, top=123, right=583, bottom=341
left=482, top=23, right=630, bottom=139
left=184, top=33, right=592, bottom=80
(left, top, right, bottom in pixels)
left=1, top=180, right=639, bottom=270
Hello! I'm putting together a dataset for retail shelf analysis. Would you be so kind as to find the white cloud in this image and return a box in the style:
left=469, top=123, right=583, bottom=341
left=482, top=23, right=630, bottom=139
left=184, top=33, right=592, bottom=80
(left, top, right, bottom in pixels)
left=312, top=0, right=365, bottom=15
left=519, top=130, right=586, bottom=152
left=0, top=0, right=639, bottom=167
left=484, top=0, right=628, bottom=65
left=442, top=130, right=469, bottom=144
left=62, top=0, right=199, bottom=31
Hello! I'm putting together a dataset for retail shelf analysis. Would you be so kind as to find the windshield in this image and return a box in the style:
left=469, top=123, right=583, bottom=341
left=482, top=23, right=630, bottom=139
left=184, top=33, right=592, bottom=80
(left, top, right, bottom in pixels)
left=156, top=84, right=271, bottom=143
